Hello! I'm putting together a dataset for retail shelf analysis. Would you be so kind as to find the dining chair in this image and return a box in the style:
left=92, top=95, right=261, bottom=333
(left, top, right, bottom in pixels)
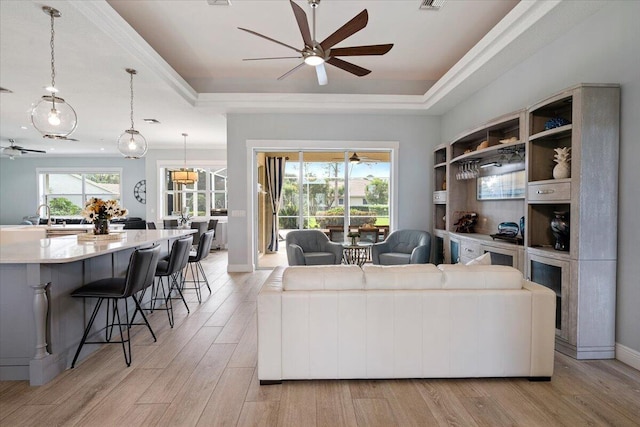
left=163, top=219, right=178, bottom=229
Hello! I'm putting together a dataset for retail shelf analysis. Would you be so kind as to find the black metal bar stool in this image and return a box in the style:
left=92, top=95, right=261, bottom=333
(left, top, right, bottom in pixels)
left=70, top=245, right=161, bottom=368
left=182, top=230, right=215, bottom=303
left=151, top=235, right=193, bottom=327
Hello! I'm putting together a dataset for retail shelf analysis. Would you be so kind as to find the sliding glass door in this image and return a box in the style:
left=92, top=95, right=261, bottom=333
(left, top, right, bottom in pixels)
left=257, top=149, right=391, bottom=268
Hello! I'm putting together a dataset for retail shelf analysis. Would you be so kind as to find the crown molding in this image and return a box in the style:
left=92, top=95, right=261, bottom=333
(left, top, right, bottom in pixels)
left=74, top=0, right=607, bottom=116
left=68, top=0, right=198, bottom=106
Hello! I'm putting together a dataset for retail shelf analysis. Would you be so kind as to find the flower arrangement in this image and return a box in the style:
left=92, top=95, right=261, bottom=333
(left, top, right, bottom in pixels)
left=178, top=207, right=192, bottom=226
left=82, top=198, right=127, bottom=234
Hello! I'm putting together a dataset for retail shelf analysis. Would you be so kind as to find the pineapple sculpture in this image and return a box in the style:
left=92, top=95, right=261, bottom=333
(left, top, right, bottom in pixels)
left=553, top=147, right=571, bottom=179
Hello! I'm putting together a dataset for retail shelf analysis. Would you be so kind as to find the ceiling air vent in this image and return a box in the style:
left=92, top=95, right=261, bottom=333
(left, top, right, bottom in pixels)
left=207, top=0, right=231, bottom=5
left=419, top=0, right=445, bottom=10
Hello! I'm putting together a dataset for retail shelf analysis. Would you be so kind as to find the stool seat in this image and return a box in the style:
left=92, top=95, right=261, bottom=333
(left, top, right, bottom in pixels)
left=71, top=278, right=127, bottom=298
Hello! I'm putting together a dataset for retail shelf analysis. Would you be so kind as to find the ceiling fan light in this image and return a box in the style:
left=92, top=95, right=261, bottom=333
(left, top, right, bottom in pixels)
left=31, top=95, right=78, bottom=139
left=117, top=129, right=147, bottom=159
left=304, top=54, right=325, bottom=66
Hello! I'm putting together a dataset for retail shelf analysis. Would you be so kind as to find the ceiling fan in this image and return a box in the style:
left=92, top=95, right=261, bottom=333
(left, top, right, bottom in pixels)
left=1, top=139, right=47, bottom=159
left=238, top=0, right=393, bottom=86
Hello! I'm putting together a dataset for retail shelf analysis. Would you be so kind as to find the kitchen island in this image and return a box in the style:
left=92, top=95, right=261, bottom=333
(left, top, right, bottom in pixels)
left=0, top=229, right=194, bottom=385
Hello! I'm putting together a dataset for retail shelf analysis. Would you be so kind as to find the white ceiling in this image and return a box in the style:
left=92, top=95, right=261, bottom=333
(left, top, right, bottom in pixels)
left=0, top=0, right=607, bottom=157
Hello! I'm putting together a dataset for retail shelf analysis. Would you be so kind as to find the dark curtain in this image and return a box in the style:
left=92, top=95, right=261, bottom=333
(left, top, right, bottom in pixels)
left=266, top=156, right=286, bottom=252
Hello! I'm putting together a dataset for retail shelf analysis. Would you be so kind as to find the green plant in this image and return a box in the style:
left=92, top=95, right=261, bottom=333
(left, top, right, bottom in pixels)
left=315, top=207, right=376, bottom=228
left=49, top=197, right=82, bottom=216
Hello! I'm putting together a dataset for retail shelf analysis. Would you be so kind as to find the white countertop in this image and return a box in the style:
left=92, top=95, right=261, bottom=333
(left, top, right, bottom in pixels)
left=0, top=229, right=194, bottom=264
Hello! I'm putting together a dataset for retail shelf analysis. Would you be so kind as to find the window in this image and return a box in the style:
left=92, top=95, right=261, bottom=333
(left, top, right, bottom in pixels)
left=37, top=169, right=122, bottom=217
left=275, top=151, right=391, bottom=231
left=160, top=167, right=227, bottom=217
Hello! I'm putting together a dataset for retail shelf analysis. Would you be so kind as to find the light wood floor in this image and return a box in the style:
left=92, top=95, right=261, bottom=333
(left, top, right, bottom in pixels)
left=2, top=251, right=639, bottom=426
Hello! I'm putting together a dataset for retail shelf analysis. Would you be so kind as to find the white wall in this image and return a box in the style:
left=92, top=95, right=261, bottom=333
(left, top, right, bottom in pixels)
left=0, top=156, right=146, bottom=224
left=226, top=113, right=440, bottom=271
left=440, top=1, right=640, bottom=354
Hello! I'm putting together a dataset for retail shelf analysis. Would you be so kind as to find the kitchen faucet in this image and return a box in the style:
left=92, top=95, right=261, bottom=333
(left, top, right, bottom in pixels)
left=36, top=204, right=51, bottom=226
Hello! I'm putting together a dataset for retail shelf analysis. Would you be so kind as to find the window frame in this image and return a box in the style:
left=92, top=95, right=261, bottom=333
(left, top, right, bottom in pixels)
left=157, top=163, right=228, bottom=218
left=36, top=167, right=123, bottom=218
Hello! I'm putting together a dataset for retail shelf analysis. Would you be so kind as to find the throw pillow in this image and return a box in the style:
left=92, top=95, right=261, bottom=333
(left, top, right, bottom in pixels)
left=465, top=252, right=491, bottom=265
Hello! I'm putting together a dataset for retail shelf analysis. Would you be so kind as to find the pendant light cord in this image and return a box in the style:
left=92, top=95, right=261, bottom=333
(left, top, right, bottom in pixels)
left=183, top=133, right=188, bottom=169
left=129, top=71, right=135, bottom=130
left=49, top=11, right=55, bottom=89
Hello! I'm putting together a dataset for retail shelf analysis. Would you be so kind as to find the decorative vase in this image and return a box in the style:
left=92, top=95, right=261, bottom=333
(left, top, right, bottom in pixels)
left=553, top=161, right=570, bottom=179
left=519, top=216, right=525, bottom=238
left=550, top=211, right=569, bottom=251
left=94, top=218, right=109, bottom=235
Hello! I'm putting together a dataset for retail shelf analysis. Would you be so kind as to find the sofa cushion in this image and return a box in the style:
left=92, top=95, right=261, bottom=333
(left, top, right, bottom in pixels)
left=438, top=264, right=523, bottom=290
left=282, top=265, right=364, bottom=290
left=379, top=253, right=411, bottom=265
left=363, top=264, right=443, bottom=290
left=304, top=252, right=337, bottom=265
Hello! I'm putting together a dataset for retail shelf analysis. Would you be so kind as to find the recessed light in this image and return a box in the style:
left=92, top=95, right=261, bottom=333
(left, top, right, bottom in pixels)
left=49, top=147, right=55, bottom=151
left=143, top=118, right=160, bottom=124
left=20, top=126, right=28, bottom=130
left=100, top=147, right=105, bottom=151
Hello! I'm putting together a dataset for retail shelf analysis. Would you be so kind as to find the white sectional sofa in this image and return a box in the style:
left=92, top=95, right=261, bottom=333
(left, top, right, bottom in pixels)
left=257, top=263, right=556, bottom=384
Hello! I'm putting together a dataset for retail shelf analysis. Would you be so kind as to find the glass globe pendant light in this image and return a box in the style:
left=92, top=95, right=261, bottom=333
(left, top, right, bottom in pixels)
left=171, top=133, right=198, bottom=185
left=30, top=6, right=78, bottom=139
left=117, top=68, right=147, bottom=158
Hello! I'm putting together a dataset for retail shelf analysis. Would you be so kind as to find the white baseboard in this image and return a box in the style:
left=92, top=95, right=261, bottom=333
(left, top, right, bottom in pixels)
left=616, top=342, right=640, bottom=371
left=227, top=264, right=253, bottom=273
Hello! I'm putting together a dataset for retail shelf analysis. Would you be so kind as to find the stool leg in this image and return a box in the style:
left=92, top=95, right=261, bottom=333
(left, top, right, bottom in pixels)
left=131, top=295, right=157, bottom=342
left=189, top=262, right=202, bottom=303
left=158, top=276, right=174, bottom=328
left=114, top=298, right=131, bottom=366
left=196, top=261, right=212, bottom=293
left=71, top=298, right=104, bottom=368
left=168, top=272, right=190, bottom=313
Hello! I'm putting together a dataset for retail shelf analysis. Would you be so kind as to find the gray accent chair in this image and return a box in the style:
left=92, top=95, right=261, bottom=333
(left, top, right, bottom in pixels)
left=371, top=229, right=432, bottom=265
left=286, top=230, right=344, bottom=266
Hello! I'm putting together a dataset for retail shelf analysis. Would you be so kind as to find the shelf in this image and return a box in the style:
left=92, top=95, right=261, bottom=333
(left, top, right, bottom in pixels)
left=434, top=162, right=447, bottom=169
left=529, top=124, right=572, bottom=142
left=527, top=245, right=571, bottom=261
left=450, top=140, right=524, bottom=163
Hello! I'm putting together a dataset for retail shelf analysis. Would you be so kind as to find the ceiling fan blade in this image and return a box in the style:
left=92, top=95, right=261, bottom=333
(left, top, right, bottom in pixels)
left=320, top=9, right=368, bottom=51
left=289, top=0, right=312, bottom=47
left=238, top=27, right=302, bottom=53
left=243, top=56, right=302, bottom=61
left=20, top=148, right=47, bottom=154
left=277, top=62, right=306, bottom=81
left=315, top=63, right=328, bottom=86
left=330, top=44, right=393, bottom=57
left=326, top=57, right=371, bottom=77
